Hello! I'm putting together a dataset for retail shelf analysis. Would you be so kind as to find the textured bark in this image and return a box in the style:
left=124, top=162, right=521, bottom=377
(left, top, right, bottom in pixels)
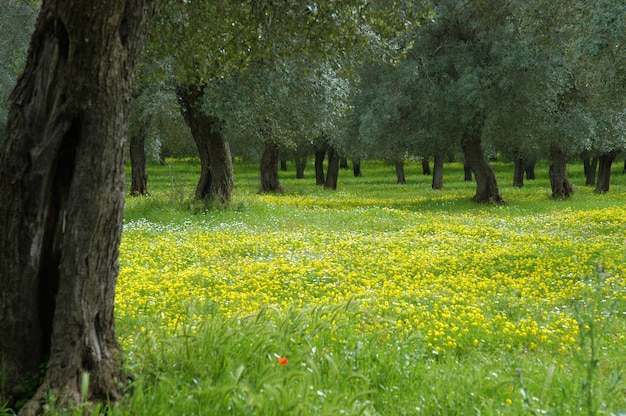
left=583, top=156, right=598, bottom=186
left=432, top=152, right=444, bottom=190
left=463, top=133, right=503, bottom=203
left=324, top=146, right=340, bottom=190
left=295, top=154, right=307, bottom=179
left=513, top=155, right=524, bottom=188
left=178, top=86, right=233, bottom=203
left=594, top=152, right=618, bottom=193
left=524, top=158, right=536, bottom=180
left=260, top=141, right=284, bottom=193
left=353, top=158, right=362, bottom=177
left=549, top=146, right=574, bottom=198
left=130, top=133, right=148, bottom=196
left=0, top=0, right=157, bottom=412
left=314, top=147, right=326, bottom=185
left=422, top=158, right=431, bottom=175
left=395, top=159, right=406, bottom=184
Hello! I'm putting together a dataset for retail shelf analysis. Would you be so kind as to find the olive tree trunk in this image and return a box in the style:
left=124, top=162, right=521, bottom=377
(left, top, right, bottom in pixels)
left=594, top=151, right=618, bottom=193
left=353, top=158, right=362, bottom=177
left=432, top=152, right=444, bottom=190
left=549, top=146, right=574, bottom=198
left=314, top=147, right=326, bottom=185
left=583, top=156, right=598, bottom=186
left=395, top=159, right=406, bottom=184
left=260, top=141, right=284, bottom=193
left=324, top=146, right=340, bottom=190
left=463, top=133, right=503, bottom=203
left=422, top=158, right=431, bottom=175
left=513, top=154, right=524, bottom=188
left=130, top=133, right=149, bottom=196
left=0, top=0, right=157, bottom=412
left=178, top=85, right=233, bottom=203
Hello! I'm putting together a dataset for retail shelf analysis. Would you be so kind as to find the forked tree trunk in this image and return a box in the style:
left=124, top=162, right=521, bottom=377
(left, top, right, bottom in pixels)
left=295, top=154, right=307, bottom=179
left=513, top=155, right=524, bottom=188
left=549, top=146, right=574, bottom=198
left=594, top=151, right=618, bottom=193
left=395, top=159, right=406, bottom=184
left=260, top=141, right=284, bottom=193
left=130, top=133, right=149, bottom=196
left=463, top=133, right=503, bottom=203
left=583, top=156, right=598, bottom=186
left=178, top=86, right=233, bottom=203
left=315, top=147, right=326, bottom=185
left=0, top=0, right=157, bottom=413
left=353, top=158, right=362, bottom=177
left=432, top=152, right=444, bottom=190
left=324, top=146, right=340, bottom=189
left=422, top=158, right=431, bottom=175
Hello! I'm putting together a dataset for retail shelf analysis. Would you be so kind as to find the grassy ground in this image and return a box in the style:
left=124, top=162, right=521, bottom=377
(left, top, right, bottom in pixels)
left=40, top=159, right=626, bottom=414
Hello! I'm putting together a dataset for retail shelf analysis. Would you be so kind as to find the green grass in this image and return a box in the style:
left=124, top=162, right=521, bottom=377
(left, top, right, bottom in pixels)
left=15, top=158, right=626, bottom=415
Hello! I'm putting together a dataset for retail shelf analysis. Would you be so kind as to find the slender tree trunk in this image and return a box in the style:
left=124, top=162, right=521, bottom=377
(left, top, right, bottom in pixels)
left=513, top=155, right=524, bottom=188
left=0, top=0, right=157, bottom=412
left=295, top=154, right=307, bottom=179
left=422, top=158, right=431, bottom=175
left=353, top=158, right=362, bottom=177
left=549, top=146, right=573, bottom=198
left=432, top=152, right=444, bottom=190
left=524, top=158, right=536, bottom=180
left=395, top=159, right=406, bottom=184
left=315, top=147, right=326, bottom=185
left=583, top=156, right=598, bottom=186
left=130, top=133, right=149, bottom=196
left=178, top=86, right=233, bottom=203
left=260, top=141, right=284, bottom=193
left=594, top=151, right=618, bottom=193
left=463, top=133, right=503, bottom=203
left=280, top=159, right=288, bottom=171
left=324, top=146, right=340, bottom=189
left=340, top=156, right=349, bottom=169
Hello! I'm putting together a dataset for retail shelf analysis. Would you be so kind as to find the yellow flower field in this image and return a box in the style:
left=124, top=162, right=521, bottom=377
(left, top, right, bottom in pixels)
left=116, top=193, right=626, bottom=357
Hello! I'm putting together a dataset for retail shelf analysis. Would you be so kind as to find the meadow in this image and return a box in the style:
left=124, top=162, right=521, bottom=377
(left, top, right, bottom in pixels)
left=44, top=159, right=626, bottom=414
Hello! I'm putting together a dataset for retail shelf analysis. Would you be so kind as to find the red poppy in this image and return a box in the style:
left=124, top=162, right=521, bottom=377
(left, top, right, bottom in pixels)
left=277, top=356, right=288, bottom=365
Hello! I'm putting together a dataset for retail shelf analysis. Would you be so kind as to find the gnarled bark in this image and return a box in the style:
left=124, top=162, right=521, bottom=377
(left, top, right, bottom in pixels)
left=324, top=146, right=340, bottom=190
left=594, top=151, right=618, bottom=193
left=463, top=133, right=503, bottom=203
left=260, top=141, right=284, bottom=193
left=549, top=146, right=573, bottom=198
left=178, top=86, right=233, bottom=203
left=0, top=0, right=157, bottom=413
left=130, top=133, right=149, bottom=196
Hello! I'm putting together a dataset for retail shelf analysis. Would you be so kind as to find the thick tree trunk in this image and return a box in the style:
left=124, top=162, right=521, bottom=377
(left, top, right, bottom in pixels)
left=395, top=159, right=406, bottom=184
left=513, top=155, right=524, bottom=188
left=353, top=158, right=362, bottom=177
left=130, top=133, right=149, bottom=196
left=549, top=146, right=574, bottom=198
left=594, top=152, right=618, bottom=193
left=260, top=141, right=284, bottom=193
left=583, top=156, right=598, bottom=186
left=295, top=154, right=307, bottom=179
left=432, top=152, right=444, bottom=190
left=463, top=133, right=503, bottom=203
left=0, top=0, right=157, bottom=412
left=422, top=158, right=431, bottom=175
left=464, top=164, right=473, bottom=181
left=178, top=86, right=233, bottom=203
left=324, top=146, right=340, bottom=190
left=280, top=159, right=288, bottom=171
left=340, top=157, right=349, bottom=169
left=314, top=147, right=326, bottom=185
left=524, top=158, right=536, bottom=180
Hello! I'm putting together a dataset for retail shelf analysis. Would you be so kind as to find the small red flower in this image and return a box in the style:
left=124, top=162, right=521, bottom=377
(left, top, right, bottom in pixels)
left=277, top=356, right=288, bottom=365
